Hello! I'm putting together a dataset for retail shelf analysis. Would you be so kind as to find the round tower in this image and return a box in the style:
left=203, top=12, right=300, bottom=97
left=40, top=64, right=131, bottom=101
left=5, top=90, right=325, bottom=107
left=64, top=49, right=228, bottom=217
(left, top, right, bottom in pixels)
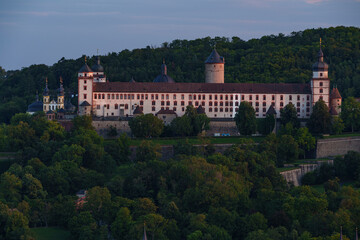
left=205, top=49, right=225, bottom=83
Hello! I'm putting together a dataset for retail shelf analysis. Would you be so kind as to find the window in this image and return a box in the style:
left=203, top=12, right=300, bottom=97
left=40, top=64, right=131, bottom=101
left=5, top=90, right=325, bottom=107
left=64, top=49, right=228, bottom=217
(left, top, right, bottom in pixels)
left=214, top=102, right=218, bottom=106
left=307, top=95, right=310, bottom=101
left=107, top=94, right=110, bottom=99
left=280, top=95, right=283, bottom=101
left=225, top=95, right=228, bottom=100
left=152, top=101, right=156, bottom=105
left=156, top=94, right=159, bottom=100
left=115, top=104, right=118, bottom=109
left=225, top=108, right=228, bottom=112
left=249, top=95, right=253, bottom=100
left=161, top=94, right=164, bottom=100
left=97, top=105, right=100, bottom=109
left=161, top=101, right=165, bottom=106
left=174, top=101, right=177, bottom=106
left=320, top=89, right=323, bottom=93
left=215, top=108, right=218, bottom=112
left=256, top=108, right=259, bottom=112
left=112, top=94, right=114, bottom=99
left=280, top=102, right=284, bottom=107
left=263, top=108, right=266, bottom=112
left=235, top=102, right=239, bottom=106
left=116, top=94, right=119, bottom=99
left=220, top=102, right=223, bottom=106
left=263, top=102, right=266, bottom=106
left=94, top=94, right=97, bottom=99
left=140, top=101, right=144, bottom=105
left=256, top=102, right=259, bottom=107
left=320, top=73, right=323, bottom=77
left=195, top=101, right=199, bottom=106
left=141, top=94, right=144, bottom=100
left=215, top=95, right=218, bottom=100
left=194, top=95, right=196, bottom=100
left=241, top=95, right=244, bottom=101
left=181, top=94, right=184, bottom=100
left=166, top=94, right=169, bottom=100
left=209, top=108, right=212, bottom=112
left=320, top=82, right=323, bottom=86
left=173, top=94, right=176, bottom=99
left=125, top=104, right=128, bottom=109
left=137, top=94, right=140, bottom=100
left=202, top=102, right=205, bottom=106
left=263, top=95, right=266, bottom=100
left=107, top=104, right=110, bottom=109
left=189, top=101, right=193, bottom=106
left=145, top=94, right=148, bottom=100
left=220, top=95, right=223, bottom=100
left=151, top=94, right=154, bottom=100
left=209, top=102, right=213, bottom=106
left=320, top=96, right=323, bottom=100
left=166, top=101, right=170, bottom=106
left=182, top=107, right=185, bottom=111
left=289, top=95, right=292, bottom=101
left=181, top=101, right=185, bottom=106
left=84, top=94, right=87, bottom=99
left=297, top=102, right=300, bottom=107
left=297, top=95, right=300, bottom=101
left=235, top=95, right=238, bottom=100
left=152, top=107, right=155, bottom=111
left=84, top=80, right=87, bottom=84
left=256, top=95, right=259, bottom=100
left=173, top=107, right=177, bottom=111
left=102, top=94, right=105, bottom=99
left=272, top=95, right=275, bottom=101
left=83, top=86, right=87, bottom=90
left=209, top=95, right=212, bottom=100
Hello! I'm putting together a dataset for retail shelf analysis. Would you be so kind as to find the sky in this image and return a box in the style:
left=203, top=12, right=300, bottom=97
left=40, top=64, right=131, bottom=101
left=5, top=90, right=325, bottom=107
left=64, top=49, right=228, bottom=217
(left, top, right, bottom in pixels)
left=0, top=0, right=359, bottom=70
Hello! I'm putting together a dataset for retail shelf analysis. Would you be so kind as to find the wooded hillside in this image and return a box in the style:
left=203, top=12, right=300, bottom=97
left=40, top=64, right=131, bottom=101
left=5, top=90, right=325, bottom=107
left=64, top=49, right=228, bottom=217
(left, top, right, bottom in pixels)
left=0, top=26, right=359, bottom=123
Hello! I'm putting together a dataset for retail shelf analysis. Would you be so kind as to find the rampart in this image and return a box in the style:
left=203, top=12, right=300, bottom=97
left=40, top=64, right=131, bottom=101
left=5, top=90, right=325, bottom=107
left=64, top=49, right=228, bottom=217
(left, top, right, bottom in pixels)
left=316, top=136, right=360, bottom=158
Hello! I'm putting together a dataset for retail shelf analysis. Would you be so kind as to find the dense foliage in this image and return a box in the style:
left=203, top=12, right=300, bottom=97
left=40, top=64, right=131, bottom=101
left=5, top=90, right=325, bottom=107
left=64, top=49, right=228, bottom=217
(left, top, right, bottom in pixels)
left=0, top=114, right=359, bottom=239
left=1, top=26, right=360, bottom=123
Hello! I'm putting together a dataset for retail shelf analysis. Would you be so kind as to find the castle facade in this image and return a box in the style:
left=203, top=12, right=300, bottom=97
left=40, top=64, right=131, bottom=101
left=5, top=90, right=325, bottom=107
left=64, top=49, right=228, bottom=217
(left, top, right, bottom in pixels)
left=75, top=45, right=341, bottom=120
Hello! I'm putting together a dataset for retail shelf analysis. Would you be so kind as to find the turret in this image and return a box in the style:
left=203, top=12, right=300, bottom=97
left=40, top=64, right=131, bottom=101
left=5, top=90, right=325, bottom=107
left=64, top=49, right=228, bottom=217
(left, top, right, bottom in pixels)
left=91, top=55, right=106, bottom=82
left=57, top=77, right=65, bottom=109
left=311, top=38, right=330, bottom=107
left=205, top=49, right=225, bottom=83
left=43, top=78, right=50, bottom=111
left=330, top=87, right=342, bottom=116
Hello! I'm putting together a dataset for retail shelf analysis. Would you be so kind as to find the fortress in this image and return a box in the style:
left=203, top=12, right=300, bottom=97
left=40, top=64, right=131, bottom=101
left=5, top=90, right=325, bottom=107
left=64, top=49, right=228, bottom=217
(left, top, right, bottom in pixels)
left=28, top=42, right=342, bottom=134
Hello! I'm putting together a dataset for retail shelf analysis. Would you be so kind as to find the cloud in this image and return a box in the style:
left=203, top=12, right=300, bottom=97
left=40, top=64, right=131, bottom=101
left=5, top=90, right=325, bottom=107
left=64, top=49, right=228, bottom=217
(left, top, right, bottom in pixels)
left=304, top=0, right=327, bottom=4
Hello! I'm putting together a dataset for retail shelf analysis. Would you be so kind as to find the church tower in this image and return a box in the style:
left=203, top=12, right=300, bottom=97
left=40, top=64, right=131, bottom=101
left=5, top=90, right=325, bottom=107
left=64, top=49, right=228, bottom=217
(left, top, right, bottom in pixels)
left=205, top=49, right=225, bottom=83
left=91, top=55, right=106, bottom=83
left=78, top=57, right=94, bottom=115
left=43, top=78, right=50, bottom=112
left=57, top=77, right=65, bottom=109
left=311, top=39, right=330, bottom=107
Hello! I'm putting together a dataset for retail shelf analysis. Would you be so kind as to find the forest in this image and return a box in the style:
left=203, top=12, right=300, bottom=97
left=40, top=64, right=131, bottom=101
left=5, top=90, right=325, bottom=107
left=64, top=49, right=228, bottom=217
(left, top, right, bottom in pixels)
left=0, top=26, right=360, bottom=123
left=0, top=113, right=360, bottom=240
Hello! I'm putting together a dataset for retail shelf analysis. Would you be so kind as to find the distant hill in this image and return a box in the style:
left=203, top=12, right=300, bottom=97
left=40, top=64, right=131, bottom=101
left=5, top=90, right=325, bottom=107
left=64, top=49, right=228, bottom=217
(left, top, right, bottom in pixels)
left=0, top=26, right=359, bottom=123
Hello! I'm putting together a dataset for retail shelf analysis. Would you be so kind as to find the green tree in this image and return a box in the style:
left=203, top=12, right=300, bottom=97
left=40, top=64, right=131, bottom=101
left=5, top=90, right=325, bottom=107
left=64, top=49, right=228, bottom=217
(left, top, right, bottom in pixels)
left=331, top=117, right=345, bottom=135
left=295, top=127, right=316, bottom=159
left=68, top=211, right=98, bottom=240
left=258, top=114, right=275, bottom=135
left=280, top=103, right=299, bottom=128
left=111, top=207, right=133, bottom=240
left=307, top=99, right=332, bottom=134
left=277, top=135, right=299, bottom=166
left=129, top=114, right=164, bottom=138
left=136, top=141, right=162, bottom=162
left=234, top=101, right=256, bottom=136
left=84, top=186, right=112, bottom=225
left=104, top=134, right=131, bottom=164
left=0, top=172, right=22, bottom=203
left=341, top=97, right=360, bottom=132
left=170, top=116, right=192, bottom=137
left=72, top=115, right=94, bottom=131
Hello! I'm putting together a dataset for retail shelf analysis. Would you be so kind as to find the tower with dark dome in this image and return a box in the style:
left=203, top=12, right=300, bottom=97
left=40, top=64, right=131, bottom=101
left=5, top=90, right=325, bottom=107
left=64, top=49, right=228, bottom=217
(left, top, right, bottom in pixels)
left=311, top=39, right=330, bottom=107
left=92, top=56, right=106, bottom=83
left=78, top=56, right=94, bottom=115
left=153, top=60, right=175, bottom=83
left=205, top=49, right=225, bottom=83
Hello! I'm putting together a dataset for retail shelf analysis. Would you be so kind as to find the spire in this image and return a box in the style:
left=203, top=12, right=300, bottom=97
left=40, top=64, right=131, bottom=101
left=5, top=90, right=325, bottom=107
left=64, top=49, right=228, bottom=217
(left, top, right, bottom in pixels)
left=84, top=56, right=87, bottom=63
left=58, top=77, right=64, bottom=96
left=318, top=37, right=324, bottom=62
left=142, top=222, right=148, bottom=240
left=356, top=227, right=358, bottom=240
left=43, top=77, right=49, bottom=96
left=340, top=226, right=343, bottom=240
left=161, top=60, right=167, bottom=75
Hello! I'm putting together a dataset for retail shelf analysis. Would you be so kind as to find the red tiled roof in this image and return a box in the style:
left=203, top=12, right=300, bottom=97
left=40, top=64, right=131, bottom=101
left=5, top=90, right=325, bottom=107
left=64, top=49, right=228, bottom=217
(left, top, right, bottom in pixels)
left=330, top=88, right=341, bottom=99
left=93, top=82, right=312, bottom=94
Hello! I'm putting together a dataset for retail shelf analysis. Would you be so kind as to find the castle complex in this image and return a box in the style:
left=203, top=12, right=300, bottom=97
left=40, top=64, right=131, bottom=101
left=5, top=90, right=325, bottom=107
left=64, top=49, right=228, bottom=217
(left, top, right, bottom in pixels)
left=77, top=44, right=342, bottom=120
left=28, top=42, right=342, bottom=124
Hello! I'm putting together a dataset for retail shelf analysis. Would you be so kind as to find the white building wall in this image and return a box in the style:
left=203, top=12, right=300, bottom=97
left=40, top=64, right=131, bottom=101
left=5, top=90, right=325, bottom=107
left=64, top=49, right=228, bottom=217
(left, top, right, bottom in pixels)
left=91, top=92, right=312, bottom=119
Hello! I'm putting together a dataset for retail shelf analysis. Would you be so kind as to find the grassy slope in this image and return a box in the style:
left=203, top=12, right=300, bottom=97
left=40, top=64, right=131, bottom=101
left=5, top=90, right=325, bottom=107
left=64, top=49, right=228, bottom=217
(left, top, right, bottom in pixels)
left=31, top=227, right=71, bottom=240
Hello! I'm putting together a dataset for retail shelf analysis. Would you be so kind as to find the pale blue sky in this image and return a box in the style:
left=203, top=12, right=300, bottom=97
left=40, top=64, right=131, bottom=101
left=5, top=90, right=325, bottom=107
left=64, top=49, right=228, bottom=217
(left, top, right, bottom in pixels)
left=0, top=0, right=359, bottom=70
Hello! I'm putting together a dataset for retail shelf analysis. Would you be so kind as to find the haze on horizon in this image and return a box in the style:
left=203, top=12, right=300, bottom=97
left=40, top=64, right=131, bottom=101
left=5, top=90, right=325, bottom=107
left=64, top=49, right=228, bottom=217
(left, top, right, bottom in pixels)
left=0, top=0, right=359, bottom=71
